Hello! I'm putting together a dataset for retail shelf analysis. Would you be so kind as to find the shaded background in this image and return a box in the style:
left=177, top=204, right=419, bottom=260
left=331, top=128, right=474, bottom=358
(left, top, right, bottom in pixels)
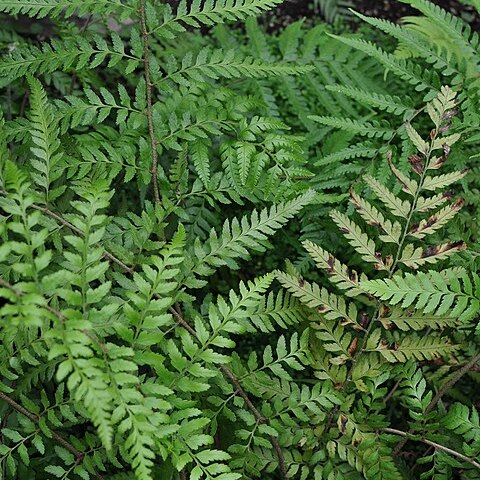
left=261, top=0, right=480, bottom=28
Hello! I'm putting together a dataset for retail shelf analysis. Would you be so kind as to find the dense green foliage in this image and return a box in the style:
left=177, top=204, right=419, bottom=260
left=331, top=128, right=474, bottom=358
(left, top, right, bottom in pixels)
left=0, top=0, right=479, bottom=479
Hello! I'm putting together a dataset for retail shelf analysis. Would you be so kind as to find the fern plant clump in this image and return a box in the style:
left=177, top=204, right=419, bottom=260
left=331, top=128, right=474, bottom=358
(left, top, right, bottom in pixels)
left=0, top=0, right=479, bottom=479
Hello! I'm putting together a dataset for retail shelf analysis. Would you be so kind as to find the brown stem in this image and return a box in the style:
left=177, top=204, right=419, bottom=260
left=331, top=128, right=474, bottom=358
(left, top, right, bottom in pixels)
left=0, top=277, right=22, bottom=296
left=139, top=0, right=160, bottom=205
left=170, top=306, right=287, bottom=479
left=0, top=192, right=135, bottom=275
left=383, top=427, right=480, bottom=470
left=394, top=351, right=480, bottom=456
left=1, top=193, right=286, bottom=477
left=0, top=392, right=104, bottom=479
left=384, top=380, right=401, bottom=404
left=425, top=351, right=480, bottom=414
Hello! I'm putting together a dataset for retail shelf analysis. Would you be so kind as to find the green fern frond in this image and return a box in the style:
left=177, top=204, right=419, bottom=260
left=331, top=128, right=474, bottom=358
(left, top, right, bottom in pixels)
left=379, top=306, right=455, bottom=331
left=368, top=330, right=456, bottom=362
left=186, top=190, right=315, bottom=286
left=158, top=48, right=313, bottom=89
left=0, top=0, right=133, bottom=18
left=27, top=76, right=65, bottom=203
left=315, top=143, right=378, bottom=167
left=361, top=269, right=479, bottom=321
left=350, top=10, right=456, bottom=76
left=153, top=0, right=284, bottom=38
left=309, top=116, right=394, bottom=139
left=274, top=271, right=363, bottom=329
left=444, top=403, right=480, bottom=457
left=329, top=33, right=439, bottom=92
left=400, top=0, right=479, bottom=63
left=326, top=84, right=416, bottom=116
left=0, top=34, right=141, bottom=82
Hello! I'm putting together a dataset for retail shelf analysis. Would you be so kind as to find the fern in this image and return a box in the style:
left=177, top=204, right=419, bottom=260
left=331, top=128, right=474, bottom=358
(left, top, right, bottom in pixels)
left=361, top=269, right=480, bottom=323
left=1, top=2, right=479, bottom=479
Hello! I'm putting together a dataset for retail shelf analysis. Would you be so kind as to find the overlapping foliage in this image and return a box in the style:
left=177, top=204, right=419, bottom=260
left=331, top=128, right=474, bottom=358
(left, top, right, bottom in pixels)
left=0, top=0, right=479, bottom=479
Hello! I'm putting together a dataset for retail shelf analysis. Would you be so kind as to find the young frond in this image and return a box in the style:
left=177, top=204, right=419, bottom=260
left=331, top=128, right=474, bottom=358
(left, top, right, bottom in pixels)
left=27, top=76, right=65, bottom=203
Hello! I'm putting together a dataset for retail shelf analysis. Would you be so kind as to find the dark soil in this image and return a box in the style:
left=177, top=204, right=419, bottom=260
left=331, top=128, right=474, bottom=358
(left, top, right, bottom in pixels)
left=261, top=0, right=480, bottom=30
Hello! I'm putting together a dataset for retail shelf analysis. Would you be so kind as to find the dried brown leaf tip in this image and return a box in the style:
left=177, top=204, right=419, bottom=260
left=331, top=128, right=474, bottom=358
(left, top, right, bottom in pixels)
left=338, top=414, right=348, bottom=434
left=442, top=108, right=459, bottom=121
left=347, top=337, right=358, bottom=356
left=374, top=252, right=383, bottom=264
left=409, top=154, right=424, bottom=175
left=385, top=255, right=393, bottom=269
left=348, top=268, right=358, bottom=283
left=327, top=255, right=335, bottom=273
left=421, top=240, right=467, bottom=258
left=379, top=305, right=390, bottom=318
left=340, top=317, right=351, bottom=326
left=452, top=197, right=465, bottom=210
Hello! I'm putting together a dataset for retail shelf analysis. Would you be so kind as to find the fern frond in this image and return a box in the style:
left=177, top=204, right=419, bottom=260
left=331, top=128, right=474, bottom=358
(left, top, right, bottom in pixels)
left=326, top=84, right=415, bottom=116
left=408, top=198, right=464, bottom=239
left=330, top=210, right=391, bottom=270
left=27, top=76, right=65, bottom=204
left=361, top=269, right=479, bottom=321
left=422, top=170, right=469, bottom=191
left=351, top=10, right=456, bottom=76
left=369, top=330, right=455, bottom=362
left=399, top=241, right=466, bottom=269
left=350, top=190, right=402, bottom=244
left=400, top=0, right=479, bottom=63
left=380, top=306, right=455, bottom=331
left=315, top=143, right=378, bottom=167
left=302, top=240, right=368, bottom=296
left=154, top=0, right=284, bottom=38
left=444, top=403, right=480, bottom=456
left=0, top=0, right=132, bottom=18
left=186, top=190, right=315, bottom=286
left=0, top=34, right=141, bottom=81
left=274, top=271, right=363, bottom=329
left=158, top=48, right=313, bottom=89
left=309, top=116, right=394, bottom=139
left=329, top=33, right=439, bottom=92
left=364, top=174, right=411, bottom=218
